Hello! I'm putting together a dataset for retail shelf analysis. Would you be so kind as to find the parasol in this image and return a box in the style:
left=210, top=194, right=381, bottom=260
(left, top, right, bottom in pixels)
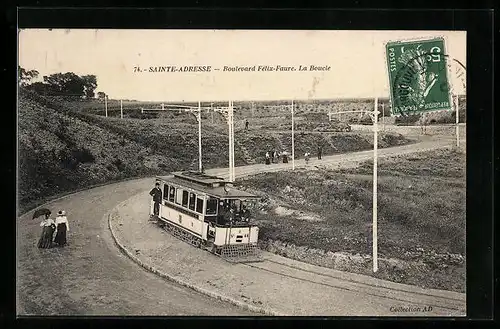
left=32, top=208, right=51, bottom=219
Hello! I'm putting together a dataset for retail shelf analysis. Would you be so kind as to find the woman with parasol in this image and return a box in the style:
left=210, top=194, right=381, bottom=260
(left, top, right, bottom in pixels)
left=35, top=209, right=56, bottom=249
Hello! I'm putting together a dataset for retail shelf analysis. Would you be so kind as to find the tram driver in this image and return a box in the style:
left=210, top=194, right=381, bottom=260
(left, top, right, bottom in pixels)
left=241, top=204, right=250, bottom=222
left=149, top=182, right=162, bottom=219
left=217, top=201, right=228, bottom=225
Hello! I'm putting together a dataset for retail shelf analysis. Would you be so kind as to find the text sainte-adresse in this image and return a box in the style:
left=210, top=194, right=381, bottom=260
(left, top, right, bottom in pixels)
left=133, top=65, right=331, bottom=73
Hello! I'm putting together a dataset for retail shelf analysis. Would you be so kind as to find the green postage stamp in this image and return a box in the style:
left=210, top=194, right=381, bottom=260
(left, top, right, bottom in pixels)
left=386, top=37, right=453, bottom=117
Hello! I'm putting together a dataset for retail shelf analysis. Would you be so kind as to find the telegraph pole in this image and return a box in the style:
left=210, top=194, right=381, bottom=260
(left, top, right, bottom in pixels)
left=227, top=101, right=235, bottom=182
left=372, top=97, right=379, bottom=272
left=381, top=102, right=385, bottom=131
left=228, top=102, right=232, bottom=181
left=455, top=95, right=460, bottom=148
left=105, top=95, right=108, bottom=117
left=212, top=102, right=235, bottom=182
left=120, top=99, right=123, bottom=119
left=265, top=101, right=295, bottom=169
left=231, top=101, right=235, bottom=181
left=233, top=102, right=236, bottom=181
left=198, top=101, right=202, bottom=172
left=291, top=100, right=295, bottom=170
left=142, top=103, right=208, bottom=172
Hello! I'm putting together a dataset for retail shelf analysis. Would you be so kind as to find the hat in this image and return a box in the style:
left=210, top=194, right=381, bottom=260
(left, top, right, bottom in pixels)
left=58, top=210, right=66, bottom=216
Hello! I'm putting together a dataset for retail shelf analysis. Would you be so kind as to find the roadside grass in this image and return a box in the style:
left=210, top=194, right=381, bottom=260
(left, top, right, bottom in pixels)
left=240, top=149, right=466, bottom=291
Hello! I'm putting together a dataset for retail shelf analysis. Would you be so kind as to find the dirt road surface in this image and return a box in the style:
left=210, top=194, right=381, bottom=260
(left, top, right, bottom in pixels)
left=17, top=180, right=257, bottom=316
left=17, top=135, right=463, bottom=316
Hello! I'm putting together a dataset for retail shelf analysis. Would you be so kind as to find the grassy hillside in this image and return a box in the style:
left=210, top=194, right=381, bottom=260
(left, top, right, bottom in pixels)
left=18, top=89, right=413, bottom=212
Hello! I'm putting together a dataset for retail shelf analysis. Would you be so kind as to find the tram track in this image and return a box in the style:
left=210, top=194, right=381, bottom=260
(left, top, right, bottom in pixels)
left=242, top=258, right=464, bottom=312
left=261, top=258, right=463, bottom=303
left=150, top=213, right=464, bottom=312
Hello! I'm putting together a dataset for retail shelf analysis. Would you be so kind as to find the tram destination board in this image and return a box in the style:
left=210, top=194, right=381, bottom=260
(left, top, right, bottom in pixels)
left=386, top=38, right=453, bottom=117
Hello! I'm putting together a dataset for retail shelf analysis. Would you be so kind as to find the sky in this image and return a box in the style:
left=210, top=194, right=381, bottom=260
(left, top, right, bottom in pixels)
left=18, top=29, right=466, bottom=102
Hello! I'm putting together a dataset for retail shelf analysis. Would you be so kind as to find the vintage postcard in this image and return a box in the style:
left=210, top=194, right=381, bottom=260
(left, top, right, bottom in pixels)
left=17, top=29, right=466, bottom=316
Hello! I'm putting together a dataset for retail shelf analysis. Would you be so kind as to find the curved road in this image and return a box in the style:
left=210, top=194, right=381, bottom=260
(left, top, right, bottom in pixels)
left=17, top=135, right=463, bottom=316
left=17, top=179, right=258, bottom=316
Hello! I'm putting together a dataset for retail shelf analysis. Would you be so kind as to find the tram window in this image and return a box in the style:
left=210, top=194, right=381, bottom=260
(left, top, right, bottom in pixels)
left=182, top=190, right=189, bottom=208
left=206, top=197, right=218, bottom=215
left=189, top=192, right=196, bottom=211
left=169, top=186, right=176, bottom=202
left=176, top=188, right=183, bottom=204
left=232, top=199, right=241, bottom=211
left=163, top=184, right=169, bottom=200
left=196, top=197, right=204, bottom=213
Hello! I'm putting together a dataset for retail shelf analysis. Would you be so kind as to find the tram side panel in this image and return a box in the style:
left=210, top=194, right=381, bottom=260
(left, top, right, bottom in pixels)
left=159, top=201, right=205, bottom=238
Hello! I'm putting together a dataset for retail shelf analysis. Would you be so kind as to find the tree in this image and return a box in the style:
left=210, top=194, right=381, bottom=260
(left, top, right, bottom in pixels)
left=43, top=72, right=83, bottom=96
left=18, top=66, right=39, bottom=86
left=27, top=81, right=50, bottom=95
left=97, top=92, right=107, bottom=100
left=23, top=69, right=99, bottom=99
left=81, top=75, right=97, bottom=98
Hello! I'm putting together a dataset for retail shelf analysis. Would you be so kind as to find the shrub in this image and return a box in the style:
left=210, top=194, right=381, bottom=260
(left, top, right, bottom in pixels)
left=112, top=158, right=125, bottom=171
left=73, top=148, right=95, bottom=164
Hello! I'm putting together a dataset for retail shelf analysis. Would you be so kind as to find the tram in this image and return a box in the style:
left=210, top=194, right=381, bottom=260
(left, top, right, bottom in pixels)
left=149, top=171, right=262, bottom=262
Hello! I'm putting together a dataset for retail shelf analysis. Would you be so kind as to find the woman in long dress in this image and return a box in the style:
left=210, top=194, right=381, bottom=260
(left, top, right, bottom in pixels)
left=282, top=150, right=289, bottom=163
left=38, top=214, right=56, bottom=249
left=265, top=151, right=271, bottom=165
left=54, top=210, right=70, bottom=247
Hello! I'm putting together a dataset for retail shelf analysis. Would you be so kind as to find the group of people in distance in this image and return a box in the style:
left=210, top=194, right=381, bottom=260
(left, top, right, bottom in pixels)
left=265, top=150, right=289, bottom=165
left=305, top=146, right=324, bottom=164
left=38, top=210, right=70, bottom=249
left=265, top=146, right=323, bottom=165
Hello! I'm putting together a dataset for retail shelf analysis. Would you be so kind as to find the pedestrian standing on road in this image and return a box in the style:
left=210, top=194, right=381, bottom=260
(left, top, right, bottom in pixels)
left=282, top=150, right=289, bottom=163
left=304, top=152, right=310, bottom=165
left=317, top=146, right=323, bottom=160
left=273, top=150, right=278, bottom=164
left=265, top=151, right=271, bottom=165
left=38, top=213, right=56, bottom=249
left=54, top=210, right=69, bottom=247
left=420, top=113, right=428, bottom=135
left=149, top=182, right=162, bottom=219
left=245, top=119, right=249, bottom=131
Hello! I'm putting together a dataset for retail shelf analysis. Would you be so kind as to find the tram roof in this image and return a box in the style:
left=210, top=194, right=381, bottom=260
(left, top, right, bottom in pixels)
left=155, top=173, right=260, bottom=199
